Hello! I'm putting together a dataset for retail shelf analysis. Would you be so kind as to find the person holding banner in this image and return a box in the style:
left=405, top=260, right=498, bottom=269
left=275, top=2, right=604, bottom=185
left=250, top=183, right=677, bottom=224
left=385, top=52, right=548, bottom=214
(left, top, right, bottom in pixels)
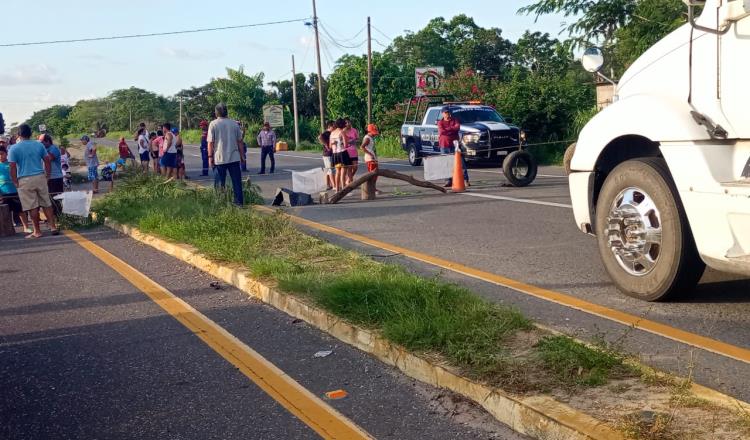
left=437, top=107, right=469, bottom=188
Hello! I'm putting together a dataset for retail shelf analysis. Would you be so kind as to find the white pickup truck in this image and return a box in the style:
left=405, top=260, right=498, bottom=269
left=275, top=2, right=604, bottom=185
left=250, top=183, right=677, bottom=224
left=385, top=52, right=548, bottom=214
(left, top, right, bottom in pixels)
left=569, top=0, right=750, bottom=301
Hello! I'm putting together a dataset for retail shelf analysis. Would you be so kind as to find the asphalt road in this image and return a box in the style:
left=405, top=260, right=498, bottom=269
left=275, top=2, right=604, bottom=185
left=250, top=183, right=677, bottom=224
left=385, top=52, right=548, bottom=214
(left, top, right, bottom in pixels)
left=103, top=137, right=750, bottom=402
left=0, top=227, right=527, bottom=440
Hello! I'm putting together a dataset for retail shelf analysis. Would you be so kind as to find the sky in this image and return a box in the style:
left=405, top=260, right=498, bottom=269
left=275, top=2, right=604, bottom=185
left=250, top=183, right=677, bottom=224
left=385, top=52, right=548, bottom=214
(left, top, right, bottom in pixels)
left=0, top=0, right=569, bottom=125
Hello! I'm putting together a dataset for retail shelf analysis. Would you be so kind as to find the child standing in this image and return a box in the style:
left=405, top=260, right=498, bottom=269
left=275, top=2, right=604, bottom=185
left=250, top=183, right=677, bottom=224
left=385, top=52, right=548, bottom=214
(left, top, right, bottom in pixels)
left=360, top=123, right=380, bottom=195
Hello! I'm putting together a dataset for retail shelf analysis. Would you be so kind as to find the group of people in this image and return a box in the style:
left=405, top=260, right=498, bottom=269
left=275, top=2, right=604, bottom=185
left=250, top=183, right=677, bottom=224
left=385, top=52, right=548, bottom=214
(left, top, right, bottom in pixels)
left=0, top=124, right=64, bottom=239
left=319, top=117, right=380, bottom=193
left=130, top=122, right=186, bottom=180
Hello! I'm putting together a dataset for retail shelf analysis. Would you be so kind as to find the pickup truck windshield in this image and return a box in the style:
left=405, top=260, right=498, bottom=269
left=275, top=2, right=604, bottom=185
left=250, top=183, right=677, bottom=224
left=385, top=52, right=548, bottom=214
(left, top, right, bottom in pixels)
left=452, top=109, right=504, bottom=123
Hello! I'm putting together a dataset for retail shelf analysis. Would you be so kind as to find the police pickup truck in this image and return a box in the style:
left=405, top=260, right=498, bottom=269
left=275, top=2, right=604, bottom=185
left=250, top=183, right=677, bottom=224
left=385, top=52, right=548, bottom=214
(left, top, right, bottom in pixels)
left=400, top=96, right=537, bottom=186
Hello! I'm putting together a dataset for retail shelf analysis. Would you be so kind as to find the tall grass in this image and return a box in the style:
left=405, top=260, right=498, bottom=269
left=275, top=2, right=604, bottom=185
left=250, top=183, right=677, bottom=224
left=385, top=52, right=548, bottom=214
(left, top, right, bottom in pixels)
left=93, top=172, right=632, bottom=391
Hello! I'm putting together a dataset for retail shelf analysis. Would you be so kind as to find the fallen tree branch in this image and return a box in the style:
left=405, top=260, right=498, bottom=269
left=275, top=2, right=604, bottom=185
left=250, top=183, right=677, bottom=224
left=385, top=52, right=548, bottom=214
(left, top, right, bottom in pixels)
left=328, top=168, right=446, bottom=204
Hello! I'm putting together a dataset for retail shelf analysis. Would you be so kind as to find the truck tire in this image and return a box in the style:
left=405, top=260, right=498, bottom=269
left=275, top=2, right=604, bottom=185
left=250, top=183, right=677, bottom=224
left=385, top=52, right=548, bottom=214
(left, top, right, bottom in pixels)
left=595, top=158, right=705, bottom=301
left=408, top=143, right=422, bottom=166
left=563, top=142, right=576, bottom=175
left=503, top=150, right=537, bottom=187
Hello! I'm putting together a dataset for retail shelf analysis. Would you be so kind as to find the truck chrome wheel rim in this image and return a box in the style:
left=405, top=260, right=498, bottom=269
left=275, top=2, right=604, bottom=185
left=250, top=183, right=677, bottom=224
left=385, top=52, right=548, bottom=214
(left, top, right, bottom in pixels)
left=605, top=187, right=663, bottom=276
left=409, top=148, right=416, bottom=163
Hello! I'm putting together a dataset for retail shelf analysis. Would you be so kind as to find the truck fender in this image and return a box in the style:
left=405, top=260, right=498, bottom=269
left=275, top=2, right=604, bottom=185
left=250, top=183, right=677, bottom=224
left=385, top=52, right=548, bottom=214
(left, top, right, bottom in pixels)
left=571, top=95, right=712, bottom=172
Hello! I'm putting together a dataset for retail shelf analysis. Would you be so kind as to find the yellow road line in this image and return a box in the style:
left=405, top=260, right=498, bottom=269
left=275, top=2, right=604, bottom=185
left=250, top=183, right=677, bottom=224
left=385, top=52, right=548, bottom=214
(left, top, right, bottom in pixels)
left=256, top=206, right=750, bottom=365
left=64, top=230, right=372, bottom=440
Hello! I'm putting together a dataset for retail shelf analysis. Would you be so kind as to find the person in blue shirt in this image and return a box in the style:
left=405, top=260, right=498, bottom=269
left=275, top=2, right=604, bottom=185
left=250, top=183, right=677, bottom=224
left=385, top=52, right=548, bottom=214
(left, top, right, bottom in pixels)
left=0, top=146, right=30, bottom=232
left=8, top=124, right=58, bottom=238
left=38, top=134, right=64, bottom=195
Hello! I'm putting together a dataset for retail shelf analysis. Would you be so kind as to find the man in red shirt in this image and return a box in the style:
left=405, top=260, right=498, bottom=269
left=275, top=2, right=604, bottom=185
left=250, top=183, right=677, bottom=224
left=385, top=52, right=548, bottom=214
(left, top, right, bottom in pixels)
left=437, top=107, right=469, bottom=187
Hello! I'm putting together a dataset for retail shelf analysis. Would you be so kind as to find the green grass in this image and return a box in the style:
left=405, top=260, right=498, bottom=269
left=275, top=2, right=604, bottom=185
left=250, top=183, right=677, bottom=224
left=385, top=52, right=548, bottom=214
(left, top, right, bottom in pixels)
left=95, top=145, right=120, bottom=163
left=376, top=135, right=408, bottom=159
left=105, top=130, right=131, bottom=141
left=535, top=335, right=633, bottom=387
left=93, top=172, right=633, bottom=391
left=180, top=129, right=202, bottom=144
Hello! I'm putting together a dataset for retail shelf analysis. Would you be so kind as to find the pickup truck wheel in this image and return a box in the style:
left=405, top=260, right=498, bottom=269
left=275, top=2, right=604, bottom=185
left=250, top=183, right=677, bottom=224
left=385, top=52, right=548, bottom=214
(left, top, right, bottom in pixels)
left=408, top=143, right=422, bottom=166
left=595, top=158, right=705, bottom=301
left=502, top=150, right=537, bottom=187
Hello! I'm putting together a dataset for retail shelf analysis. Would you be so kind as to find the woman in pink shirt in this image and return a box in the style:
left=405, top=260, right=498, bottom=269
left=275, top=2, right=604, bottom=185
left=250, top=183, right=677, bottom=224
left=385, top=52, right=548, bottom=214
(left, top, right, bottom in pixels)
left=344, top=118, right=359, bottom=182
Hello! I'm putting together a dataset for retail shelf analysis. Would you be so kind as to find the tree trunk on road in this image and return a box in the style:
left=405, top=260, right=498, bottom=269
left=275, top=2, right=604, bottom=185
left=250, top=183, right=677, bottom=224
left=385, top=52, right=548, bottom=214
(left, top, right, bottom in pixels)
left=328, top=168, right=446, bottom=204
left=0, top=203, right=15, bottom=237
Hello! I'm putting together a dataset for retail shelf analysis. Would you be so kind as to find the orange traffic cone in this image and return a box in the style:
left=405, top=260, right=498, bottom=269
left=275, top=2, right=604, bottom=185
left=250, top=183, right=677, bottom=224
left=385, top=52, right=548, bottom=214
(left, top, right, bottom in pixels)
left=451, top=148, right=466, bottom=193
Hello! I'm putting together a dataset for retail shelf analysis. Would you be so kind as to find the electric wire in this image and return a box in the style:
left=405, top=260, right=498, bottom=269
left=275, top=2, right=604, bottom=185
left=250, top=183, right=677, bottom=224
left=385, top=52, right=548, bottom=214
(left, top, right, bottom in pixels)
left=0, top=17, right=310, bottom=47
left=319, top=22, right=367, bottom=49
left=318, top=21, right=366, bottom=43
left=371, top=25, right=393, bottom=41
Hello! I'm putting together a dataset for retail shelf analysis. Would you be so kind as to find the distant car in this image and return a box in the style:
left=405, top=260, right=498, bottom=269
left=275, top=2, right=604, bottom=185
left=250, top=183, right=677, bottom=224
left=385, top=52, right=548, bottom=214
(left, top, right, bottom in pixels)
left=400, top=95, right=537, bottom=187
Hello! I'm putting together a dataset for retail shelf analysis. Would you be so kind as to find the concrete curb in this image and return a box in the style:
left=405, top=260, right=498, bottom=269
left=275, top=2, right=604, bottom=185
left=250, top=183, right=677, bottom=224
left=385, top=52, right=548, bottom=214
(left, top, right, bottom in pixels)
left=105, top=219, right=625, bottom=440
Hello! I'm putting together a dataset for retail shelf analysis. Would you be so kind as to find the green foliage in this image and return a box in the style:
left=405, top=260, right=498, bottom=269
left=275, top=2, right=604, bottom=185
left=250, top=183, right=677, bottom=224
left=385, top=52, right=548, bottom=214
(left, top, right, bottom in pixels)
left=211, top=66, right=267, bottom=123
left=25, top=105, right=73, bottom=136
left=375, top=135, right=407, bottom=159
left=270, top=73, right=324, bottom=120
left=535, top=336, right=632, bottom=386
left=326, top=53, right=412, bottom=129
left=519, top=0, right=687, bottom=75
left=176, top=83, right=216, bottom=129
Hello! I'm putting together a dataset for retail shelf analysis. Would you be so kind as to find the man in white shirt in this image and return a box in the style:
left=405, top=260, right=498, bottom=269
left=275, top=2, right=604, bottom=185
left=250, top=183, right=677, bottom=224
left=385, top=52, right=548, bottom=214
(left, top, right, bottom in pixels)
left=207, top=103, right=246, bottom=205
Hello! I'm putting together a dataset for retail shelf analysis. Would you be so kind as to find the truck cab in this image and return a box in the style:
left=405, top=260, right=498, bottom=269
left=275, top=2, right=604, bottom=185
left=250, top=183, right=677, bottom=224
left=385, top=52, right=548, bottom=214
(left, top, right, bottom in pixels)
left=569, top=0, right=750, bottom=301
left=400, top=96, right=527, bottom=166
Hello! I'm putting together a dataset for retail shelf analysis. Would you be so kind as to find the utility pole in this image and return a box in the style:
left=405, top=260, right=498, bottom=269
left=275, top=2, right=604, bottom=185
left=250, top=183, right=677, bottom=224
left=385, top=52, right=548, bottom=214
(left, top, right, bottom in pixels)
left=291, top=55, right=300, bottom=148
left=179, top=95, right=183, bottom=132
left=367, top=16, right=372, bottom=125
left=312, top=0, right=325, bottom=132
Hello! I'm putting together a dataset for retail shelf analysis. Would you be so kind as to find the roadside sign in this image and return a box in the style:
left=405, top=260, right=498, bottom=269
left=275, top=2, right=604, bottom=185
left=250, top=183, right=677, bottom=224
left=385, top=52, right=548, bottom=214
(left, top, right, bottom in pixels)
left=263, top=105, right=284, bottom=127
left=38, top=124, right=47, bottom=132
left=415, top=67, right=444, bottom=96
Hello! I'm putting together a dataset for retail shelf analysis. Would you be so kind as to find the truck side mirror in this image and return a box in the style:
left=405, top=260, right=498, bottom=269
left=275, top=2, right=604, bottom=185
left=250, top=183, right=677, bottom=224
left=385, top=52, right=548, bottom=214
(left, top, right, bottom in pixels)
left=581, top=48, right=604, bottom=73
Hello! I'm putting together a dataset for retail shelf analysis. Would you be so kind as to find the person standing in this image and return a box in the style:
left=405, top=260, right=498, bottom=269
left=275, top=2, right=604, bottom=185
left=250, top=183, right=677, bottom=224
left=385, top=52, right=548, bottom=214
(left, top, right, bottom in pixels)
left=150, top=130, right=161, bottom=174
left=208, top=103, right=246, bottom=205
left=238, top=121, right=248, bottom=172
left=81, top=135, right=99, bottom=193
left=136, top=127, right=150, bottom=171
left=437, top=107, right=469, bottom=187
left=199, top=119, right=209, bottom=176
left=360, top=123, right=381, bottom=195
left=319, top=120, right=335, bottom=190
left=38, top=134, right=64, bottom=196
left=330, top=118, right=350, bottom=191
left=9, top=124, right=58, bottom=238
left=117, top=136, right=134, bottom=165
left=344, top=117, right=359, bottom=183
left=173, top=127, right=186, bottom=180
left=257, top=122, right=276, bottom=175
left=0, top=146, right=31, bottom=233
left=160, top=123, right=177, bottom=178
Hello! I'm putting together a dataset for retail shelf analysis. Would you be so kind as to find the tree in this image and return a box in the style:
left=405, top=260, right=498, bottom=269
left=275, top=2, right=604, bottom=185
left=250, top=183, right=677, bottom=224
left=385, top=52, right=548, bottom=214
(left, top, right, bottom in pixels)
left=68, top=99, right=110, bottom=133
left=24, top=105, right=73, bottom=136
left=178, top=83, right=217, bottom=129
left=107, top=87, right=177, bottom=131
left=326, top=53, right=412, bottom=129
left=518, top=0, right=687, bottom=75
left=386, top=15, right=515, bottom=78
left=269, top=73, right=323, bottom=119
left=211, top=66, right=266, bottom=123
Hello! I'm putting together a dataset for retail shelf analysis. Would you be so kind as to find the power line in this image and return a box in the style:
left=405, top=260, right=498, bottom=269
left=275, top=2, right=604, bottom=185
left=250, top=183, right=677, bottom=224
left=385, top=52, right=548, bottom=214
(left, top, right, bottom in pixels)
left=319, top=22, right=366, bottom=49
left=319, top=21, right=366, bottom=43
left=371, top=38, right=389, bottom=49
left=371, top=25, right=393, bottom=41
left=0, top=17, right=310, bottom=47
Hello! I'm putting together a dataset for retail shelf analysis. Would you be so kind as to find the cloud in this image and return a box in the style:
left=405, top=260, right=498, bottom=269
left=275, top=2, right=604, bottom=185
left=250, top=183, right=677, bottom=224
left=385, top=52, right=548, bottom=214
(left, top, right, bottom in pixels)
left=159, top=47, right=224, bottom=60
left=299, top=35, right=315, bottom=48
left=238, top=41, right=290, bottom=52
left=0, top=64, right=60, bottom=86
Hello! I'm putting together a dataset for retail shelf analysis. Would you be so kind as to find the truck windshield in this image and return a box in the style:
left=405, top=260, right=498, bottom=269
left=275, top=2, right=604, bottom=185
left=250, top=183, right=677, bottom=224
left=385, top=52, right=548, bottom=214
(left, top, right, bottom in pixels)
left=452, top=109, right=504, bottom=123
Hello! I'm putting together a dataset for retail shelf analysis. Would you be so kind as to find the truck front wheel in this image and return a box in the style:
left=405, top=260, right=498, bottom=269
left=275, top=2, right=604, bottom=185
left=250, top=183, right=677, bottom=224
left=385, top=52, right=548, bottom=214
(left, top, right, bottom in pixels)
left=595, top=158, right=704, bottom=301
left=408, top=143, right=422, bottom=166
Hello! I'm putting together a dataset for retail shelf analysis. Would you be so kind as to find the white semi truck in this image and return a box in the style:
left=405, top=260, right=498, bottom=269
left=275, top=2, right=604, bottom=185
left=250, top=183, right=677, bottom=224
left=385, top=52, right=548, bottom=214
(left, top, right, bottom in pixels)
left=568, top=0, right=750, bottom=301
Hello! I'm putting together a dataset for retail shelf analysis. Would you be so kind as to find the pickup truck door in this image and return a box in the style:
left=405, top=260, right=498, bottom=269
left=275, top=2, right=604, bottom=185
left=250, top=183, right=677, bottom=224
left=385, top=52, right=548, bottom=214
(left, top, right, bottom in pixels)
left=422, top=108, right=441, bottom=154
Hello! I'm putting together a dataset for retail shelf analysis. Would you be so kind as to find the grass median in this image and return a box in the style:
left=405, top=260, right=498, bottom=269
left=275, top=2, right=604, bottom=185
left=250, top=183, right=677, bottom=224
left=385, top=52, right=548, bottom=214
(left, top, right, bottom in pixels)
left=92, top=171, right=632, bottom=392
